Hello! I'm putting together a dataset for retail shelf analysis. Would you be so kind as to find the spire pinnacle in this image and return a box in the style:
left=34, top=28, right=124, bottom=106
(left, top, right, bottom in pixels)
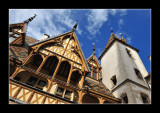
left=92, top=43, right=95, bottom=55
left=111, top=28, right=114, bottom=35
left=23, top=14, right=37, bottom=24
left=119, top=33, right=127, bottom=43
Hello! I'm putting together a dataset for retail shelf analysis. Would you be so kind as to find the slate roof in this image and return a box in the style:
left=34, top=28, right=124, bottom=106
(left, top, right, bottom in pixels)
left=84, top=77, right=116, bottom=98
left=99, top=33, right=139, bottom=60
left=9, top=35, right=39, bottom=62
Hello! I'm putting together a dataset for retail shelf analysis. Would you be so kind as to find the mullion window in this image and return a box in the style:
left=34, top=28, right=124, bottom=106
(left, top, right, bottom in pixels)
left=93, top=71, right=97, bottom=79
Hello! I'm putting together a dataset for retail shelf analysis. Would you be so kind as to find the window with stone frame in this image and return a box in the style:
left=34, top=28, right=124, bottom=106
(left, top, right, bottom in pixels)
left=134, top=68, right=143, bottom=80
left=121, top=93, right=128, bottom=103
left=140, top=93, right=149, bottom=103
left=111, top=75, right=117, bottom=88
left=126, top=48, right=134, bottom=59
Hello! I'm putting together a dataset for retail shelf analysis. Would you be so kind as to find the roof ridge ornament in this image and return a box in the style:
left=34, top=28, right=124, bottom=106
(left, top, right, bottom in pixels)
left=92, top=43, right=95, bottom=55
left=72, top=20, right=78, bottom=31
left=23, top=14, right=37, bottom=25
left=111, top=28, right=114, bottom=35
left=119, top=33, right=127, bottom=43
left=119, top=33, right=124, bottom=39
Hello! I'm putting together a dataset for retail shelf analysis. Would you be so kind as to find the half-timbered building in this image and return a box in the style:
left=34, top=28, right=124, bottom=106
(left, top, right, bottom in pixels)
left=9, top=15, right=121, bottom=104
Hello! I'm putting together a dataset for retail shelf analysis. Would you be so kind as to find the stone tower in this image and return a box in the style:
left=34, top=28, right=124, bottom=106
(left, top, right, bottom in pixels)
left=99, top=29, right=151, bottom=104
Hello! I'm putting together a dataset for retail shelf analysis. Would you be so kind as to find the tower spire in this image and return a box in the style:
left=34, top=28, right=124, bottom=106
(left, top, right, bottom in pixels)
left=111, top=28, right=114, bottom=35
left=23, top=14, right=37, bottom=24
left=92, top=43, right=95, bottom=55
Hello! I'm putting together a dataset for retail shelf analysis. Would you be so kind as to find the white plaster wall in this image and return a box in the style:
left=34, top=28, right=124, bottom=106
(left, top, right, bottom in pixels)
left=101, top=40, right=151, bottom=103
left=118, top=42, right=148, bottom=87
left=101, top=41, right=128, bottom=90
left=112, top=82, right=151, bottom=104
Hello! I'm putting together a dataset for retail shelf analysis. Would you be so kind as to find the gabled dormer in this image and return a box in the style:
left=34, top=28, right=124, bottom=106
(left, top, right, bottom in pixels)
left=21, top=22, right=90, bottom=89
left=87, top=43, right=101, bottom=81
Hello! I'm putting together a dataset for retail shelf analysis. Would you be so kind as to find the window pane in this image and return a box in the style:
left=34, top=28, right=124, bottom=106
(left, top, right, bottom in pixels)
left=87, top=73, right=91, bottom=77
left=37, top=80, right=46, bottom=87
left=93, top=72, right=97, bottom=79
left=56, top=87, right=64, bottom=94
left=9, top=32, right=13, bottom=35
left=111, top=75, right=117, bottom=86
left=14, top=76, right=21, bottom=81
left=65, top=90, right=72, bottom=96
left=9, top=37, right=15, bottom=43
left=141, top=94, right=149, bottom=103
left=28, top=76, right=38, bottom=84
left=13, top=33, right=20, bottom=37
left=93, top=68, right=97, bottom=72
left=123, top=95, right=128, bottom=103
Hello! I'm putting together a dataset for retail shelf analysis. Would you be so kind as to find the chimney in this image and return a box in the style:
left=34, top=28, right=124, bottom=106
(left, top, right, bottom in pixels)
left=40, top=34, right=50, bottom=41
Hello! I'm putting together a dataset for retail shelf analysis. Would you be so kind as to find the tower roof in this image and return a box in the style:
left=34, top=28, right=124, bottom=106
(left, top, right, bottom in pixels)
left=99, top=29, right=139, bottom=60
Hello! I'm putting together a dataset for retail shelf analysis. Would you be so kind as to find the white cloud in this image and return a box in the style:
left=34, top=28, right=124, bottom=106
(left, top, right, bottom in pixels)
left=9, top=9, right=82, bottom=40
left=126, top=37, right=132, bottom=44
left=96, top=48, right=103, bottom=57
left=118, top=19, right=124, bottom=29
left=86, top=9, right=109, bottom=36
left=85, top=9, right=127, bottom=37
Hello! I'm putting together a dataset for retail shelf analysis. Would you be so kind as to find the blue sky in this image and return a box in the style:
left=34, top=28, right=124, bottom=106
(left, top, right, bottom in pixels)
left=9, top=9, right=151, bottom=73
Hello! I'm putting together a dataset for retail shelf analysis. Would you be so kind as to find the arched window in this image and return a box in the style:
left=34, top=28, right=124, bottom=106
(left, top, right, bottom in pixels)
left=57, top=61, right=71, bottom=78
left=134, top=68, right=143, bottom=80
left=70, top=71, right=81, bottom=83
left=121, top=93, right=128, bottom=103
left=25, top=54, right=43, bottom=70
left=140, top=93, right=149, bottom=103
left=32, top=54, right=43, bottom=67
left=40, top=56, right=59, bottom=76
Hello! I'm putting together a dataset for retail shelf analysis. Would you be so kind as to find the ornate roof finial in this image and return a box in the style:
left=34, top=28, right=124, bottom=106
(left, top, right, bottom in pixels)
left=92, top=43, right=95, bottom=55
left=23, top=14, right=37, bottom=24
left=119, top=33, right=123, bottom=38
left=72, top=20, right=78, bottom=31
left=111, top=28, right=113, bottom=35
left=119, top=33, right=127, bottom=43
